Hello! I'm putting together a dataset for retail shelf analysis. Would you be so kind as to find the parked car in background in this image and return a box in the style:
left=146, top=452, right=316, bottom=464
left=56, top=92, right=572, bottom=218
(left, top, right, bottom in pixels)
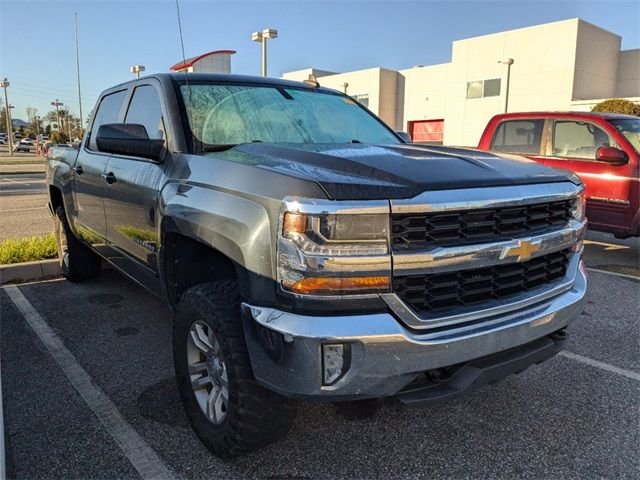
left=0, top=135, right=7, bottom=144
left=21, top=138, right=35, bottom=146
left=13, top=140, right=31, bottom=152
left=478, top=112, right=639, bottom=238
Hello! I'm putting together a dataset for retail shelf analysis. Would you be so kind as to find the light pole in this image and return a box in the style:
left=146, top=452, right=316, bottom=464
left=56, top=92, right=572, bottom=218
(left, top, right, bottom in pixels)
left=252, top=28, right=278, bottom=77
left=342, top=82, right=349, bottom=94
left=51, top=99, right=63, bottom=131
left=67, top=112, right=73, bottom=141
left=498, top=58, right=514, bottom=113
left=1, top=78, right=14, bottom=155
left=130, top=65, right=145, bottom=79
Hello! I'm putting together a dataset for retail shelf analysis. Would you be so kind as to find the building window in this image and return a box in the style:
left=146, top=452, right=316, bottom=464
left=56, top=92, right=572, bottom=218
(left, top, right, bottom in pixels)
left=466, top=78, right=501, bottom=99
left=466, top=81, right=483, bottom=99
left=352, top=94, right=369, bottom=108
left=483, top=78, right=501, bottom=97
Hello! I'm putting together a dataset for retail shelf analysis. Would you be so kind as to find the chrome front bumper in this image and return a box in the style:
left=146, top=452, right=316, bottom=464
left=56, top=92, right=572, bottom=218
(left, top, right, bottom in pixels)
left=241, top=258, right=587, bottom=400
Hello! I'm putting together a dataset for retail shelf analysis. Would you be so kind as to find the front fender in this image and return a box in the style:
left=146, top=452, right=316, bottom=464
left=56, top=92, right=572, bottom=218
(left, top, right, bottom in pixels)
left=159, top=182, right=280, bottom=304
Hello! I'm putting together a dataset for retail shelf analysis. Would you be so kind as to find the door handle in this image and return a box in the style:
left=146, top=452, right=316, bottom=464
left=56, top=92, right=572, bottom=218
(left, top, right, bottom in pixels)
left=102, top=172, right=117, bottom=185
left=73, top=165, right=83, bottom=175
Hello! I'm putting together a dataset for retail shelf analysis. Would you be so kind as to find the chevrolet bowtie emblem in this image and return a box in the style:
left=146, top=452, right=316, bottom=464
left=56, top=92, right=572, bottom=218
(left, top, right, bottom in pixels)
left=500, top=239, right=542, bottom=262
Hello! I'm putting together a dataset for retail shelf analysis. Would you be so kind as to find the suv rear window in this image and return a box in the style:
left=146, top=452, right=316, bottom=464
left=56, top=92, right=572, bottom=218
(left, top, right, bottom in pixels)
left=490, top=119, right=544, bottom=155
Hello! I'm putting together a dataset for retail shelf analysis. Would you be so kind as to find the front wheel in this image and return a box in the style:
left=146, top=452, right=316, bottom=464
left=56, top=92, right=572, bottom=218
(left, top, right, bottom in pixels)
left=53, top=206, right=101, bottom=282
left=173, top=280, right=297, bottom=458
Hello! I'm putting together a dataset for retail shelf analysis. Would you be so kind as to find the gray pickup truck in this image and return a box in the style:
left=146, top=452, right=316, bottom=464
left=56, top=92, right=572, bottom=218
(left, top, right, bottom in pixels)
left=47, top=73, right=587, bottom=458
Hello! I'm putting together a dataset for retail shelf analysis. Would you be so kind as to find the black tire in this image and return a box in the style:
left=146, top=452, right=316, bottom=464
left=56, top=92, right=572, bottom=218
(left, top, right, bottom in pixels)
left=173, top=280, right=297, bottom=458
left=54, top=206, right=101, bottom=282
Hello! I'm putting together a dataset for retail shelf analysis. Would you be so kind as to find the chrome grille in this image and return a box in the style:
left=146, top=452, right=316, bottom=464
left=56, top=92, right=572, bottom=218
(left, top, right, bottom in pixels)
left=391, top=199, right=573, bottom=250
left=393, top=249, right=571, bottom=315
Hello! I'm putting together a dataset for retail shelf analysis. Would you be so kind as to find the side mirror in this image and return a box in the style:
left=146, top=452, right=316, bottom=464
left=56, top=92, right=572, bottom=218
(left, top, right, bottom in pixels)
left=596, top=146, right=628, bottom=165
left=96, top=123, right=164, bottom=161
left=396, top=131, right=412, bottom=143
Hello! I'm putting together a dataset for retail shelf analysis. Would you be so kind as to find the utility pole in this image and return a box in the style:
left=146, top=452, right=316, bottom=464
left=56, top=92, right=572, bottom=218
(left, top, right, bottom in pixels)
left=51, top=99, right=63, bottom=131
left=1, top=78, right=14, bottom=156
left=74, top=12, right=84, bottom=134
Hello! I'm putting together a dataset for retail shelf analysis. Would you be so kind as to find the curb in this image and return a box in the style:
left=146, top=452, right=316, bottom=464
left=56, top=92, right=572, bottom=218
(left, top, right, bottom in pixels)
left=0, top=259, right=61, bottom=285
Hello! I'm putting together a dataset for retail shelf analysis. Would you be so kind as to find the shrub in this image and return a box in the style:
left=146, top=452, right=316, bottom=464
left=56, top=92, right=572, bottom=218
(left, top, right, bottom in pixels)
left=591, top=99, right=640, bottom=116
left=49, top=131, right=70, bottom=144
left=0, top=234, right=57, bottom=264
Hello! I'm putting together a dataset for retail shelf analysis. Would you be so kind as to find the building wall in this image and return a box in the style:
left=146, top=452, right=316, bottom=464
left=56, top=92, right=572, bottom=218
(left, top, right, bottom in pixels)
left=283, top=67, right=401, bottom=129
left=616, top=49, right=640, bottom=97
left=573, top=20, right=621, bottom=101
left=282, top=18, right=639, bottom=147
left=192, top=54, right=232, bottom=74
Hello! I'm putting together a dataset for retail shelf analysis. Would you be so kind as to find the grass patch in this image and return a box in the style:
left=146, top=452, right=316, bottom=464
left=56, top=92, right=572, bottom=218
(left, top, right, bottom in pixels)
left=0, top=234, right=57, bottom=264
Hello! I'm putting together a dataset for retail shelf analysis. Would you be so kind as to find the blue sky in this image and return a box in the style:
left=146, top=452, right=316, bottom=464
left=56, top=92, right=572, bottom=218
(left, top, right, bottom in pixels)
left=1, top=0, right=639, bottom=122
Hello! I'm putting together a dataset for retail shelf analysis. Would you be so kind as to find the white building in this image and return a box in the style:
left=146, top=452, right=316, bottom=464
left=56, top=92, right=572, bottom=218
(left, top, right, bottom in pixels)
left=283, top=19, right=640, bottom=146
left=170, top=50, right=236, bottom=74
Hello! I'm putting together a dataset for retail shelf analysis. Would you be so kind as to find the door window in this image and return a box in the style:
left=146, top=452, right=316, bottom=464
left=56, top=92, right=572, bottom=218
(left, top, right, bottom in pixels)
left=125, top=85, right=165, bottom=140
left=490, top=119, right=544, bottom=154
left=88, top=90, right=127, bottom=151
left=552, top=120, right=614, bottom=160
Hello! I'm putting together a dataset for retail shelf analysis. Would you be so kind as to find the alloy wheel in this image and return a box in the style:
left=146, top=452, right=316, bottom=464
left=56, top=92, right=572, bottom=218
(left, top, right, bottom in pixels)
left=186, top=321, right=229, bottom=424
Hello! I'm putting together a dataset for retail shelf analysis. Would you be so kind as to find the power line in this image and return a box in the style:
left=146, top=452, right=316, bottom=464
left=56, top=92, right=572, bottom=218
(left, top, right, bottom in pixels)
left=11, top=81, right=100, bottom=98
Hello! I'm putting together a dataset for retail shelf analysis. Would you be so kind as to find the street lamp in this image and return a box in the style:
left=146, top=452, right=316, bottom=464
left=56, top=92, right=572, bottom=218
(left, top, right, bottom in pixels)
left=51, top=99, right=64, bottom=131
left=498, top=58, right=514, bottom=113
left=130, top=65, right=145, bottom=79
left=1, top=77, right=14, bottom=155
left=342, top=82, right=349, bottom=94
left=252, top=28, right=278, bottom=77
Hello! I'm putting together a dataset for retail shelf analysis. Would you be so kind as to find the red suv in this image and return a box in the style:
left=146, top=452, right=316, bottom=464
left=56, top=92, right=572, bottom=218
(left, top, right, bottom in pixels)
left=478, top=112, right=640, bottom=238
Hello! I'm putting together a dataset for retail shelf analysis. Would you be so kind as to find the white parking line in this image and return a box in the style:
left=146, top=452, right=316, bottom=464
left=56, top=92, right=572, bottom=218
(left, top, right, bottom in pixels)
left=586, top=267, right=640, bottom=281
left=559, top=351, right=640, bottom=382
left=0, top=332, right=6, bottom=480
left=3, top=285, right=175, bottom=480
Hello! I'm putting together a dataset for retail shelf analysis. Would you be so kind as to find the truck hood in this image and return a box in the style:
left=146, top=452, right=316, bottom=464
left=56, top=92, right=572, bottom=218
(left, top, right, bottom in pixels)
left=213, top=143, right=576, bottom=200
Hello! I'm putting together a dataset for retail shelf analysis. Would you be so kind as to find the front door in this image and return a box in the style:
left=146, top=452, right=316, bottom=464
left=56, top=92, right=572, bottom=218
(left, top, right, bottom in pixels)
left=542, top=119, right=636, bottom=233
left=72, top=89, right=127, bottom=250
left=102, top=84, right=167, bottom=290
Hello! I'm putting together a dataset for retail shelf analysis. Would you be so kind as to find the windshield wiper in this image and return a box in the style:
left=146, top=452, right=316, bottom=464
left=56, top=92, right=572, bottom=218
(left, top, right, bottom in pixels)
left=201, top=144, right=237, bottom=152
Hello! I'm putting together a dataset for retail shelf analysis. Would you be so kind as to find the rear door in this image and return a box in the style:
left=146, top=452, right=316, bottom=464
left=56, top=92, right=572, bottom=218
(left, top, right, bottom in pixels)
left=488, top=118, right=547, bottom=163
left=543, top=118, right=635, bottom=232
left=102, top=82, right=167, bottom=290
left=73, top=89, right=127, bottom=250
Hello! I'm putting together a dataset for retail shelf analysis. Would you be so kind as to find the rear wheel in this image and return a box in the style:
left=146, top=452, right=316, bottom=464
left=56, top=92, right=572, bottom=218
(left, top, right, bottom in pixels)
left=173, top=280, right=297, bottom=458
left=53, top=206, right=101, bottom=282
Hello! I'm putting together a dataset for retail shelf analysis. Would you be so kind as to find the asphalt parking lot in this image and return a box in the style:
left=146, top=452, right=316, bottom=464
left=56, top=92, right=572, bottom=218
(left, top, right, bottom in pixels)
left=0, top=173, right=50, bottom=241
left=1, top=234, right=638, bottom=479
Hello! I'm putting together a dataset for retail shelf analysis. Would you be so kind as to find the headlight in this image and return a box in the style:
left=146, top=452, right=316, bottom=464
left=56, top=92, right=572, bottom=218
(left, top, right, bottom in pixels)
left=277, top=201, right=391, bottom=296
left=572, top=188, right=586, bottom=222
left=570, top=188, right=587, bottom=253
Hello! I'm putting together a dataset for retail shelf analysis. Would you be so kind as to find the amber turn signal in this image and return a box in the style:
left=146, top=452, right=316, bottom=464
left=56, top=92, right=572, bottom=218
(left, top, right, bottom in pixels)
left=283, top=212, right=307, bottom=235
left=283, top=276, right=390, bottom=295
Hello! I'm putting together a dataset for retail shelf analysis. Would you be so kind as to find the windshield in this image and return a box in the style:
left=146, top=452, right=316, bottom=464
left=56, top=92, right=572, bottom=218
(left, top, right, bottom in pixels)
left=608, top=118, right=640, bottom=152
left=179, top=83, right=401, bottom=151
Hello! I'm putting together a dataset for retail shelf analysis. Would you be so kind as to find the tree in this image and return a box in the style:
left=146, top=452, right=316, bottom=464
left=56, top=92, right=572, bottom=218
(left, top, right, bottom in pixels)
left=50, top=131, right=69, bottom=143
left=45, top=124, right=52, bottom=135
left=44, top=110, right=59, bottom=129
left=591, top=98, right=640, bottom=116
